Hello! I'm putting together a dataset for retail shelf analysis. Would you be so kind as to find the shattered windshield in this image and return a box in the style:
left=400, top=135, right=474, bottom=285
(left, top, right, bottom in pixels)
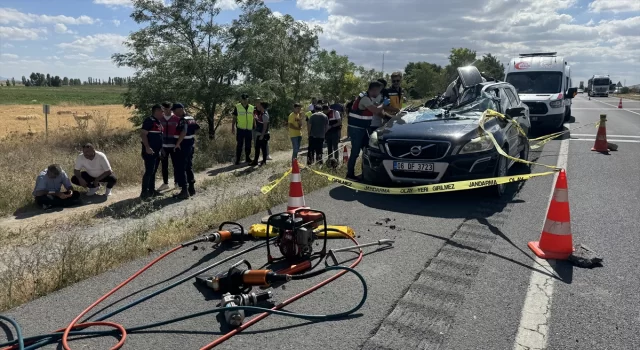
left=402, top=92, right=496, bottom=123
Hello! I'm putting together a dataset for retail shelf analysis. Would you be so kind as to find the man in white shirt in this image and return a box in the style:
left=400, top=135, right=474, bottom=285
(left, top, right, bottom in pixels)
left=71, top=143, right=118, bottom=196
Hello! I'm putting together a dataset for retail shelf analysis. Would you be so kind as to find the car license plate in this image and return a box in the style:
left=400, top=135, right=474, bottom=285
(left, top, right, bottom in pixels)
left=393, top=162, right=434, bottom=172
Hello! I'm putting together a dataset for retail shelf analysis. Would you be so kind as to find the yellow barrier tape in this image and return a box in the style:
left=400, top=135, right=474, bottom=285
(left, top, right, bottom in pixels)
left=479, top=110, right=560, bottom=170
left=260, top=168, right=292, bottom=194
left=306, top=168, right=557, bottom=195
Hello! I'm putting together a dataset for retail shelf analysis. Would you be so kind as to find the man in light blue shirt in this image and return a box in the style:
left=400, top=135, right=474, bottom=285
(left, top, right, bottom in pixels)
left=33, top=164, right=81, bottom=210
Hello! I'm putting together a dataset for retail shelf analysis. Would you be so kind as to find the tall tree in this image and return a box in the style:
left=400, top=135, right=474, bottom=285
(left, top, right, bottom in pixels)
left=229, top=2, right=320, bottom=123
left=445, top=48, right=477, bottom=80
left=476, top=53, right=505, bottom=81
left=11, top=78, right=15, bottom=86
left=114, top=0, right=242, bottom=138
left=312, top=49, right=360, bottom=103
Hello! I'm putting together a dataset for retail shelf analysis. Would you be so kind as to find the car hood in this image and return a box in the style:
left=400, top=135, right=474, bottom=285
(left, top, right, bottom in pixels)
left=377, top=108, right=497, bottom=141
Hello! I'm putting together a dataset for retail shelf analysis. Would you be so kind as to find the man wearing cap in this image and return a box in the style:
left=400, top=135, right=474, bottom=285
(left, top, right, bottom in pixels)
left=253, top=97, right=272, bottom=161
left=157, top=101, right=180, bottom=191
left=140, top=104, right=164, bottom=199
left=231, top=93, right=254, bottom=165
left=173, top=103, right=200, bottom=199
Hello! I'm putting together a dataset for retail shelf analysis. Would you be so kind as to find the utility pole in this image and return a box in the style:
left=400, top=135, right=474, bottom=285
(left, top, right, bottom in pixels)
left=381, top=53, right=385, bottom=77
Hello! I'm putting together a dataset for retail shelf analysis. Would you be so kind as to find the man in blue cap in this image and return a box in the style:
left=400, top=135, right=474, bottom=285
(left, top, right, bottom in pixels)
left=172, top=103, right=200, bottom=199
left=140, top=104, right=164, bottom=199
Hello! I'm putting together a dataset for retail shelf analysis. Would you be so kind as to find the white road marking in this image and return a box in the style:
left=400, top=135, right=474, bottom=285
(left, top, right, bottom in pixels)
left=591, top=99, right=640, bottom=116
left=570, top=134, right=640, bottom=138
left=513, top=124, right=569, bottom=350
left=570, top=138, right=640, bottom=143
left=572, top=108, right=624, bottom=110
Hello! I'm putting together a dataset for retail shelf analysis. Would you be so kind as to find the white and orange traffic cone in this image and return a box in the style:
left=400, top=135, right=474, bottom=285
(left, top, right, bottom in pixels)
left=342, top=145, right=349, bottom=164
left=591, top=114, right=609, bottom=153
left=618, top=98, right=623, bottom=109
left=528, top=169, right=574, bottom=260
left=287, top=159, right=308, bottom=213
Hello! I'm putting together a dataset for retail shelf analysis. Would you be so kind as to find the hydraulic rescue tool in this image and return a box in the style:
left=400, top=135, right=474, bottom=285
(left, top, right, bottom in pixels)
left=203, top=221, right=248, bottom=244
left=265, top=208, right=329, bottom=263
left=195, top=259, right=291, bottom=294
left=220, top=290, right=274, bottom=327
left=325, top=239, right=395, bottom=266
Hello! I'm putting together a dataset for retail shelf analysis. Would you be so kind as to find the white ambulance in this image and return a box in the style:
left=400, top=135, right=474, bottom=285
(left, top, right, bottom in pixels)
left=505, top=52, right=577, bottom=131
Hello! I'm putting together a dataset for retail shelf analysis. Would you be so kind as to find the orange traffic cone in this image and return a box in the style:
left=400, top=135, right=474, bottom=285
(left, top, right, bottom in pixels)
left=591, top=114, right=609, bottom=153
left=287, top=159, right=307, bottom=213
left=618, top=98, right=623, bottom=109
left=342, top=145, right=349, bottom=164
left=528, top=169, right=574, bottom=260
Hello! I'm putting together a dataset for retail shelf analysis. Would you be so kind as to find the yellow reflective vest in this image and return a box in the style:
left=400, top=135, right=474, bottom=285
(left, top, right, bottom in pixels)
left=236, top=103, right=254, bottom=130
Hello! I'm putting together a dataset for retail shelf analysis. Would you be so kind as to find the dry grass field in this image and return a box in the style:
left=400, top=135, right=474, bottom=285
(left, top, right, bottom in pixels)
left=3, top=104, right=134, bottom=137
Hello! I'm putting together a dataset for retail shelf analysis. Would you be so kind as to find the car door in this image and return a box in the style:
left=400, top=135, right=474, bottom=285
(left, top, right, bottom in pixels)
left=504, top=86, right=530, bottom=135
left=497, top=87, right=519, bottom=158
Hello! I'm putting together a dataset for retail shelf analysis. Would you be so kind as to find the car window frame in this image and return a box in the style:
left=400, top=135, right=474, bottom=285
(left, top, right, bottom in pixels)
left=504, top=86, right=520, bottom=107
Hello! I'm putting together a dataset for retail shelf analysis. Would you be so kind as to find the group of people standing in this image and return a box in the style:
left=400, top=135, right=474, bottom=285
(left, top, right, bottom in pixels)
left=140, top=102, right=200, bottom=200
left=231, top=93, right=273, bottom=166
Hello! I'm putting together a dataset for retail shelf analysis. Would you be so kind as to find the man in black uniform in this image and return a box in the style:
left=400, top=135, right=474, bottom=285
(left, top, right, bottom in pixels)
left=140, top=104, right=164, bottom=200
left=173, top=103, right=201, bottom=199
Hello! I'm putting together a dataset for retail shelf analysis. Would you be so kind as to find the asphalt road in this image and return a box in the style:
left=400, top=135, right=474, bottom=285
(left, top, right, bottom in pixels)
left=2, top=95, right=639, bottom=350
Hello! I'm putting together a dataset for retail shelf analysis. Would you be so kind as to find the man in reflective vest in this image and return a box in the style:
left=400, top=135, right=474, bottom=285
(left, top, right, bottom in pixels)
left=173, top=103, right=201, bottom=199
left=347, top=80, right=386, bottom=181
left=157, top=101, right=181, bottom=191
left=387, top=72, right=404, bottom=111
left=231, top=93, right=254, bottom=165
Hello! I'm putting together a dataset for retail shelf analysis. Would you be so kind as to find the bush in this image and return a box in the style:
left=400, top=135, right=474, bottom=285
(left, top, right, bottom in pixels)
left=621, top=87, right=630, bottom=94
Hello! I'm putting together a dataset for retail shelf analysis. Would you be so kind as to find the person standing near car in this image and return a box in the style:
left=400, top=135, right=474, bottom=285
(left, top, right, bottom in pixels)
left=325, top=103, right=342, bottom=160
left=251, top=101, right=270, bottom=166
left=140, top=104, right=164, bottom=199
left=173, top=103, right=200, bottom=199
left=231, top=93, right=254, bottom=165
left=387, top=72, right=404, bottom=111
left=308, top=105, right=329, bottom=165
left=346, top=81, right=386, bottom=180
left=288, top=103, right=304, bottom=161
left=157, top=101, right=180, bottom=190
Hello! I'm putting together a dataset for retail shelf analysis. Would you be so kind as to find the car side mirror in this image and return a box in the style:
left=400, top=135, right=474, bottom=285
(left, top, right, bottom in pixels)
left=506, top=106, right=526, bottom=118
left=566, top=87, right=577, bottom=99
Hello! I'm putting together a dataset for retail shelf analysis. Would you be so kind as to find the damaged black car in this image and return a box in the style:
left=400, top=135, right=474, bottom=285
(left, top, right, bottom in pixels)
left=362, top=66, right=532, bottom=197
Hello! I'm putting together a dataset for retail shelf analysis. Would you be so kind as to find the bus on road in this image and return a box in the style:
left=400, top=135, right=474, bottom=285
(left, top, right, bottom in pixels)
left=588, top=75, right=611, bottom=97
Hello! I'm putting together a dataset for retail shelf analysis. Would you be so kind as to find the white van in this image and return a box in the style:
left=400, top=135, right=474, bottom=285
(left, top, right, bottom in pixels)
left=505, top=52, right=577, bottom=131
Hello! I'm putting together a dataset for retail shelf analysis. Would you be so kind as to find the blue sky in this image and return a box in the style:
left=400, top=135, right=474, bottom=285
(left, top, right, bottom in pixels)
left=1, top=0, right=639, bottom=86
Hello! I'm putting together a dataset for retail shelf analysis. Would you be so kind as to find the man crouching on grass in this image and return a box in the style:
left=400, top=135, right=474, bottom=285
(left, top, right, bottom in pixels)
left=32, top=164, right=81, bottom=210
left=71, top=143, right=117, bottom=196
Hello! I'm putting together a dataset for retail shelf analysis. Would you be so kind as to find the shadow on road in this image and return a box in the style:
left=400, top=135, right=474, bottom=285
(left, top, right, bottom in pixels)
left=11, top=194, right=109, bottom=220
left=328, top=161, right=533, bottom=219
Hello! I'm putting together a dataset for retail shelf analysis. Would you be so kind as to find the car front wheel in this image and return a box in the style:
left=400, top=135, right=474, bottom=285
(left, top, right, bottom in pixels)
left=490, top=153, right=508, bottom=197
left=564, top=107, right=571, bottom=122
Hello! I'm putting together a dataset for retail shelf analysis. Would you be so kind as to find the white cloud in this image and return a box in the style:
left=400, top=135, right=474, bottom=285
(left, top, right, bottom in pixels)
left=112, top=19, right=121, bottom=27
left=1, top=42, right=13, bottom=48
left=1, top=53, right=18, bottom=59
left=93, top=0, right=132, bottom=8
left=0, top=8, right=95, bottom=26
left=54, top=23, right=76, bottom=34
left=57, top=33, right=127, bottom=52
left=589, top=0, right=640, bottom=13
left=298, top=0, right=640, bottom=85
left=64, top=53, right=92, bottom=60
left=0, top=26, right=47, bottom=40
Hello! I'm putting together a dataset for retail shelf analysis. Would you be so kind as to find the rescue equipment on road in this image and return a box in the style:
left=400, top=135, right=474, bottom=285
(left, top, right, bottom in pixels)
left=264, top=208, right=329, bottom=263
left=528, top=169, right=574, bottom=260
left=591, top=114, right=610, bottom=153
left=220, top=291, right=273, bottom=327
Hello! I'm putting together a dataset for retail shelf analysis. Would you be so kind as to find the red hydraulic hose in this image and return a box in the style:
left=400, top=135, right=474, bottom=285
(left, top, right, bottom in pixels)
left=59, top=245, right=184, bottom=350
left=199, top=234, right=363, bottom=350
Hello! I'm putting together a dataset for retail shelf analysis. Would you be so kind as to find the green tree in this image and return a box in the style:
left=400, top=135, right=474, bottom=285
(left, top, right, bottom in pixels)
left=11, top=78, right=15, bottom=86
left=445, top=48, right=477, bottom=80
left=312, top=49, right=360, bottom=103
left=230, top=2, right=320, bottom=124
left=114, top=0, right=244, bottom=138
left=476, top=53, right=505, bottom=81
